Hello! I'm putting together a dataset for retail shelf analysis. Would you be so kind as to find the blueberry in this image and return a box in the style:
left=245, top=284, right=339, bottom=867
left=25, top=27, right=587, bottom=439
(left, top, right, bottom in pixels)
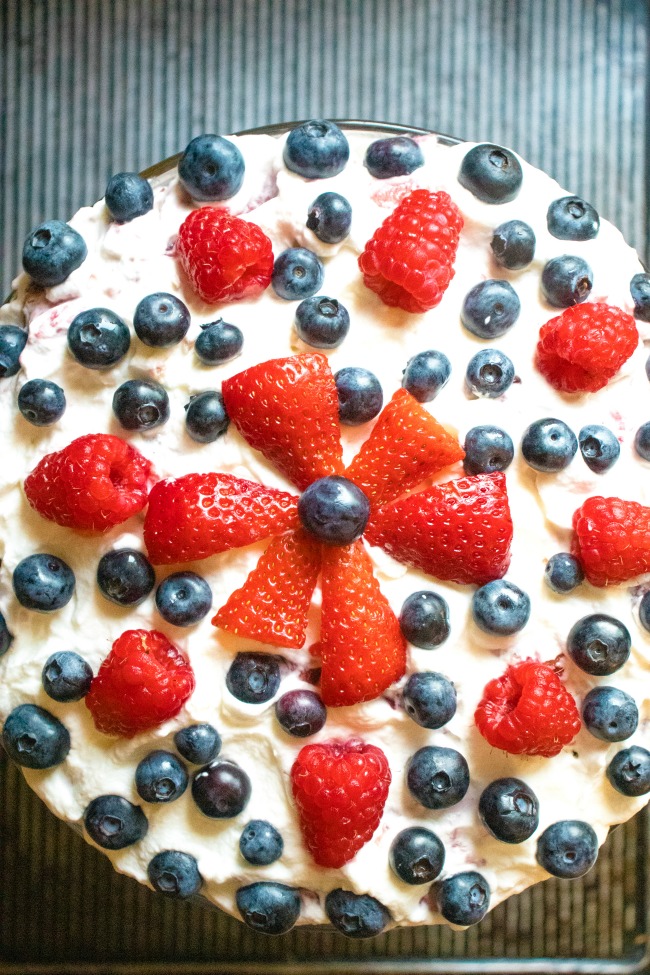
left=239, top=820, right=284, bottom=865
left=435, top=871, right=491, bottom=926
left=2, top=703, right=70, bottom=769
left=272, top=248, right=324, bottom=301
left=174, top=724, right=221, bottom=765
left=399, top=590, right=450, bottom=650
left=298, top=475, right=370, bottom=545
left=334, top=367, right=383, bottom=425
left=472, top=580, right=531, bottom=636
left=364, top=137, right=424, bottom=179
left=567, top=614, right=631, bottom=676
left=192, top=759, right=252, bottom=818
left=547, top=196, right=599, bottom=241
left=536, top=820, right=598, bottom=878
left=283, top=120, right=349, bottom=179
left=461, top=280, right=521, bottom=339
left=325, top=889, right=391, bottom=939
left=458, top=144, right=523, bottom=204
left=185, top=390, right=230, bottom=443
left=195, top=319, right=243, bottom=365
left=112, top=378, right=169, bottom=431
left=13, top=554, right=75, bottom=612
left=634, top=422, right=650, bottom=461
left=389, top=827, right=445, bottom=885
left=155, top=572, right=212, bottom=627
left=84, top=794, right=148, bottom=850
left=465, top=349, right=515, bottom=398
left=541, top=255, right=593, bottom=307
left=135, top=750, right=189, bottom=803
left=544, top=553, right=584, bottom=594
left=582, top=686, right=638, bottom=742
left=105, top=173, right=154, bottom=222
left=42, top=651, right=93, bottom=702
left=306, top=191, right=352, bottom=244
left=67, top=308, right=130, bottom=369
left=236, top=881, right=301, bottom=935
left=148, top=850, right=202, bottom=898
left=295, top=295, right=350, bottom=348
left=0, top=610, right=13, bottom=656
left=630, top=272, right=650, bottom=323
left=133, top=292, right=191, bottom=347
left=490, top=220, right=536, bottom=270
left=463, top=425, right=514, bottom=475
left=406, top=746, right=470, bottom=809
left=226, top=652, right=282, bottom=704
left=606, top=746, right=650, bottom=797
left=178, top=134, right=245, bottom=201
left=402, top=672, right=457, bottom=730
left=96, top=549, right=156, bottom=607
left=402, top=350, right=451, bottom=402
left=17, top=379, right=66, bottom=426
left=478, top=778, right=539, bottom=844
left=521, top=418, right=577, bottom=472
left=640, top=592, right=650, bottom=633
left=22, top=219, right=87, bottom=286
left=578, top=424, right=620, bottom=473
left=0, top=325, right=28, bottom=378
left=274, top=689, right=327, bottom=737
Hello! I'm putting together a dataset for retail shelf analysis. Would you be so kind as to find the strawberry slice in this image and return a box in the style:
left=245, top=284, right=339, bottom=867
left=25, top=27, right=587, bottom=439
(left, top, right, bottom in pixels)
left=222, top=353, right=344, bottom=491
left=320, top=540, right=406, bottom=706
left=144, top=472, right=298, bottom=565
left=344, top=388, right=464, bottom=508
left=213, top=530, right=321, bottom=649
left=365, top=472, right=513, bottom=586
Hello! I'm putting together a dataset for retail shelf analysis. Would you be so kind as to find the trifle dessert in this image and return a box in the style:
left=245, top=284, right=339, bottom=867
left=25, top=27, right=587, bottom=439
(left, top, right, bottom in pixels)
left=1, top=119, right=650, bottom=939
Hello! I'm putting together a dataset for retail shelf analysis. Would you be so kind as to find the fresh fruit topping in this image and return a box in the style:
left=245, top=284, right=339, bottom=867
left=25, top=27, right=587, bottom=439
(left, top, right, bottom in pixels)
left=192, top=760, right=251, bottom=819
left=97, top=549, right=155, bottom=606
left=366, top=472, right=513, bottom=586
left=573, top=496, right=650, bottom=586
left=274, top=690, right=327, bottom=738
left=325, top=889, right=391, bottom=939
left=135, top=750, right=188, bottom=803
left=156, top=571, right=212, bottom=627
left=184, top=390, right=230, bottom=443
left=105, top=172, right=154, bottom=222
left=472, top=579, right=530, bottom=635
left=358, top=188, right=462, bottom=313
left=402, top=672, right=457, bottom=729
left=133, top=292, right=190, bottom=347
left=640, top=592, right=650, bottom=633
left=579, top=424, right=620, bottom=473
left=463, top=425, right=514, bottom=475
left=85, top=629, right=195, bottom=738
left=18, top=378, right=66, bottom=426
left=478, top=778, right=539, bottom=844
left=178, top=134, right=245, bottom=201
left=113, top=378, right=169, bottom=431
left=319, top=540, right=406, bottom=706
left=236, top=882, right=301, bottom=936
left=221, top=353, right=343, bottom=490
left=407, top=745, right=470, bottom=809
left=566, top=613, right=631, bottom=675
left=67, top=308, right=131, bottom=369
left=176, top=206, right=273, bottom=304
left=536, top=303, right=638, bottom=393
left=536, top=821, right=598, bottom=878
left=42, top=650, right=93, bottom=702
left=544, top=552, right=584, bottom=594
left=364, top=136, right=424, bottom=178
left=465, top=348, right=515, bottom=398
left=22, top=219, right=87, bottom=286
left=84, top=795, right=148, bottom=849
left=0, top=325, right=27, bottom=378
left=12, top=554, right=76, bottom=612
left=294, top=295, right=350, bottom=348
left=148, top=850, right=202, bottom=899
left=195, top=319, right=243, bottom=364
left=582, top=686, right=638, bottom=742
left=474, top=659, right=580, bottom=757
left=298, top=476, right=370, bottom=545
left=630, top=272, right=650, bottom=322
left=283, top=120, right=350, bottom=179
left=399, top=590, right=450, bottom=649
left=239, top=820, right=284, bottom=866
left=225, top=652, right=282, bottom=704
left=290, top=739, right=391, bottom=868
left=307, top=191, right=352, bottom=243
left=214, top=530, right=320, bottom=649
left=547, top=196, right=599, bottom=241
left=143, top=472, right=298, bottom=565
left=335, top=366, right=383, bottom=425
left=402, top=350, right=451, bottom=402
left=272, top=247, right=324, bottom=300
left=25, top=433, right=152, bottom=532
left=2, top=703, right=70, bottom=769
left=521, top=417, right=577, bottom=472
left=461, top=279, right=521, bottom=339
left=541, top=254, right=593, bottom=307
left=607, top=746, right=650, bottom=797
left=174, top=723, right=221, bottom=765
left=490, top=219, right=535, bottom=269
left=458, top=143, right=522, bottom=203
left=434, top=871, right=491, bottom=926
left=635, top=422, right=650, bottom=461
left=389, top=827, right=445, bottom=885
left=0, top=611, right=14, bottom=656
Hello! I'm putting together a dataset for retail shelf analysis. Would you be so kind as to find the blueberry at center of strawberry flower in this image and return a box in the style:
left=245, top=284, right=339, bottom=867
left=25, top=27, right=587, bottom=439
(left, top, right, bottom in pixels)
left=298, top=476, right=370, bottom=545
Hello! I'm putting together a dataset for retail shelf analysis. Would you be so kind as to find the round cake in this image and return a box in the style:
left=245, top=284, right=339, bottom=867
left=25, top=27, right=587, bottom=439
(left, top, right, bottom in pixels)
left=1, top=120, right=650, bottom=938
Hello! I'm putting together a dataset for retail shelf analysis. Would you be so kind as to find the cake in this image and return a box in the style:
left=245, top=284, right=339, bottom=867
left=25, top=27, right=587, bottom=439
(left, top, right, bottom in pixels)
left=1, top=120, right=650, bottom=938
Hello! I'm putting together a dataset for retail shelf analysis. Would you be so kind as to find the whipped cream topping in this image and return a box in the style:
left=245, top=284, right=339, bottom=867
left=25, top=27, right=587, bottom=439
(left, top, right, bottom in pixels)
left=1, top=128, right=649, bottom=928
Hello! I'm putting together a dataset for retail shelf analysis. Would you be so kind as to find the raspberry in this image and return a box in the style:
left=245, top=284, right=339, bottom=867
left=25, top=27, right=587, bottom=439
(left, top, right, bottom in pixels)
left=474, top=660, right=580, bottom=757
left=358, top=189, right=463, bottom=313
left=24, top=433, right=152, bottom=532
left=85, top=630, right=195, bottom=738
left=365, top=472, right=513, bottom=586
left=144, top=472, right=298, bottom=565
left=291, top=740, right=391, bottom=868
left=573, top=495, right=650, bottom=586
left=176, top=206, right=273, bottom=304
left=536, top=303, right=638, bottom=393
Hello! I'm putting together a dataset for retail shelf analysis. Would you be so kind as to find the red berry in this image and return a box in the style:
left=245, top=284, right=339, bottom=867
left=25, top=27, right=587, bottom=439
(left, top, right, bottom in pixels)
left=24, top=433, right=152, bottom=532
left=474, top=659, right=580, bottom=757
left=176, top=206, right=273, bottom=304
left=358, top=189, right=463, bottom=313
left=365, top=472, right=512, bottom=586
left=345, top=388, right=464, bottom=508
left=320, top=540, right=406, bottom=706
left=144, top=472, right=299, bottom=565
left=222, top=353, right=343, bottom=491
left=536, top=303, right=638, bottom=393
left=85, top=630, right=195, bottom=738
left=573, top=495, right=650, bottom=586
left=291, top=740, right=391, bottom=868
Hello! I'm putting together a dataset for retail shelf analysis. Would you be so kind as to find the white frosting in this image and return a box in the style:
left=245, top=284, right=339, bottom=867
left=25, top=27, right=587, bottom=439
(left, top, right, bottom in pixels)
left=1, top=129, right=650, bottom=929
